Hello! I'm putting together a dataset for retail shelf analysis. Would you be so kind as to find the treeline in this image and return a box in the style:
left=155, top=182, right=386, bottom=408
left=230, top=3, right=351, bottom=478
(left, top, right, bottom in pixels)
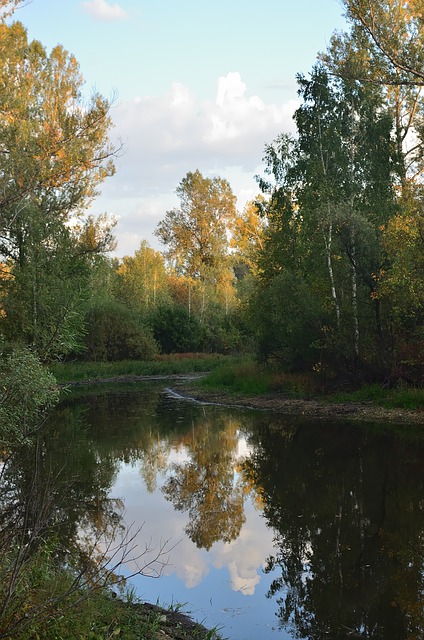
left=0, top=0, right=423, bottom=387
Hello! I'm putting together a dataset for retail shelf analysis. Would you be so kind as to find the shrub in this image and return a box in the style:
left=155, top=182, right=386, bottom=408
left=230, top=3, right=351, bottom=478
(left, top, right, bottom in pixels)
left=148, top=303, right=201, bottom=353
left=82, top=302, right=158, bottom=362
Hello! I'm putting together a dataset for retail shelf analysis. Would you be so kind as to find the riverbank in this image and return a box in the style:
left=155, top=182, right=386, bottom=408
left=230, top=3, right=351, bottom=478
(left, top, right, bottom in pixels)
left=171, top=379, right=424, bottom=424
left=115, top=599, right=221, bottom=640
left=62, top=373, right=424, bottom=425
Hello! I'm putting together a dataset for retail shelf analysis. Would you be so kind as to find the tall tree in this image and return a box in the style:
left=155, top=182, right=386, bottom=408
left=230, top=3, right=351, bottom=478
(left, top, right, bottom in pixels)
left=155, top=170, right=236, bottom=277
left=254, top=66, right=396, bottom=374
left=0, top=20, right=118, bottom=358
left=322, top=0, right=424, bottom=377
left=323, top=0, right=424, bottom=86
left=155, top=170, right=237, bottom=317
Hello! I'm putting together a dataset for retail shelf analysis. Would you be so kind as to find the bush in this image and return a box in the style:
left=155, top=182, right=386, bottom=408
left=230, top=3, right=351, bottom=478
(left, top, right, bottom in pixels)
left=82, top=302, right=158, bottom=362
left=0, top=347, right=59, bottom=445
left=250, top=271, right=324, bottom=371
left=149, top=303, right=201, bottom=353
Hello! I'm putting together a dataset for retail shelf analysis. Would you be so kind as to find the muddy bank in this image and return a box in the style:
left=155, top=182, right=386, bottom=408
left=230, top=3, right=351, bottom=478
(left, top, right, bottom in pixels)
left=170, top=381, right=424, bottom=425
left=62, top=373, right=423, bottom=425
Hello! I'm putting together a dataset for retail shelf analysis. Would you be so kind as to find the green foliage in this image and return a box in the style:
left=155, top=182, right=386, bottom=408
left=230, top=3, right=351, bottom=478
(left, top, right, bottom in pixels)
left=81, top=301, right=158, bottom=362
left=199, top=359, right=273, bottom=394
left=0, top=544, right=221, bottom=640
left=149, top=302, right=201, bottom=353
left=198, top=308, right=249, bottom=354
left=1, top=215, right=92, bottom=360
left=0, top=20, right=117, bottom=362
left=332, top=384, right=424, bottom=411
left=0, top=347, right=59, bottom=445
left=199, top=358, right=322, bottom=397
left=251, top=271, right=324, bottom=371
left=252, top=66, right=411, bottom=380
left=50, top=354, right=229, bottom=384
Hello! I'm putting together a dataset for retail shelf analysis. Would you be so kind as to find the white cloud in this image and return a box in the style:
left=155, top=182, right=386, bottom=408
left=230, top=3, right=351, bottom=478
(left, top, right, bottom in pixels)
left=211, top=504, right=275, bottom=596
left=90, top=72, right=299, bottom=256
left=109, top=73, right=298, bottom=197
left=82, top=0, right=128, bottom=21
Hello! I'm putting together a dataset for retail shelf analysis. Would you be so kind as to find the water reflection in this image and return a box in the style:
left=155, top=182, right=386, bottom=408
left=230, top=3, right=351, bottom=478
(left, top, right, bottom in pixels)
left=0, top=402, right=133, bottom=637
left=162, top=414, right=245, bottom=549
left=3, top=383, right=424, bottom=640
left=242, top=417, right=424, bottom=639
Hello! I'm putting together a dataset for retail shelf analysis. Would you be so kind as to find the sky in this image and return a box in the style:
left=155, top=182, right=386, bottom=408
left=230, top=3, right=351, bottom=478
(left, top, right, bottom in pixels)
left=14, top=0, right=348, bottom=258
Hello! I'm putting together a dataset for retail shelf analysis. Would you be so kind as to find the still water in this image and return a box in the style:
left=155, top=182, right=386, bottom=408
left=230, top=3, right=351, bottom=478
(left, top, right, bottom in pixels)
left=44, top=383, right=424, bottom=639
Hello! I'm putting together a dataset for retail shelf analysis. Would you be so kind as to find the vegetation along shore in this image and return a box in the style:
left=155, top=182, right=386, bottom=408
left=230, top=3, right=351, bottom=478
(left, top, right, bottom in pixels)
left=1, top=0, right=423, bottom=638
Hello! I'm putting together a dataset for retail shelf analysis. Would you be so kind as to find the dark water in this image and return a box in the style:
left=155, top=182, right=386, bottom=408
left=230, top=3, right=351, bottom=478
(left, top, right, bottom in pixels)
left=7, top=382, right=424, bottom=639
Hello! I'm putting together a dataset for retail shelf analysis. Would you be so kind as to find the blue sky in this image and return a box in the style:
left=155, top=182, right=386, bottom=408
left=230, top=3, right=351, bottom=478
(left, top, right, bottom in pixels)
left=15, top=0, right=348, bottom=257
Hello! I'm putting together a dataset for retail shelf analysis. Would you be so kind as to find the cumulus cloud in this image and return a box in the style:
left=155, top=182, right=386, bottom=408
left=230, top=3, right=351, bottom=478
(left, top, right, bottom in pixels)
left=91, top=72, right=299, bottom=256
left=109, top=72, right=298, bottom=197
left=82, top=0, right=128, bottom=21
left=211, top=505, right=275, bottom=596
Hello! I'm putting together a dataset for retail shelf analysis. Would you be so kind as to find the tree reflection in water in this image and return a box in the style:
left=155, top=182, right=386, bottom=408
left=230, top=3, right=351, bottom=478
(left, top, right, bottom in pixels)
left=0, top=401, right=169, bottom=638
left=241, top=418, right=424, bottom=640
left=162, top=414, right=246, bottom=550
left=5, top=384, right=424, bottom=640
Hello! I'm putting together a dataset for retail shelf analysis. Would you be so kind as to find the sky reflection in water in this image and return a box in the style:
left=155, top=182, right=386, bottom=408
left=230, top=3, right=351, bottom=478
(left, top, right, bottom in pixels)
left=54, top=383, right=424, bottom=640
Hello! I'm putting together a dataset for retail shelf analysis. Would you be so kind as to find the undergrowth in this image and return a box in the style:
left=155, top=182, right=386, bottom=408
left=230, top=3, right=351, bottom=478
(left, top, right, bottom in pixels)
left=198, top=358, right=320, bottom=397
left=331, top=384, right=424, bottom=410
left=49, top=354, right=234, bottom=384
left=199, top=360, right=424, bottom=409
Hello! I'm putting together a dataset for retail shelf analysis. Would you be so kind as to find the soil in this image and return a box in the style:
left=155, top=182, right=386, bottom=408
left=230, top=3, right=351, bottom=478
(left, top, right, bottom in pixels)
left=125, top=600, right=217, bottom=640
left=64, top=373, right=423, bottom=425
left=170, top=379, right=424, bottom=425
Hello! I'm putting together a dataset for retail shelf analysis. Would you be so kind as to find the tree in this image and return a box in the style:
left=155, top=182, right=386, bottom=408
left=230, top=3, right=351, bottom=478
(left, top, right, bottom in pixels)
left=115, top=240, right=170, bottom=312
left=321, top=1, right=424, bottom=379
left=0, top=22, right=117, bottom=240
left=231, top=197, right=266, bottom=279
left=254, top=66, right=396, bottom=376
left=155, top=170, right=236, bottom=278
left=322, top=0, right=424, bottom=190
left=323, top=0, right=424, bottom=86
left=0, top=0, right=25, bottom=20
left=155, top=170, right=237, bottom=319
left=0, top=20, right=118, bottom=359
left=0, top=210, right=117, bottom=360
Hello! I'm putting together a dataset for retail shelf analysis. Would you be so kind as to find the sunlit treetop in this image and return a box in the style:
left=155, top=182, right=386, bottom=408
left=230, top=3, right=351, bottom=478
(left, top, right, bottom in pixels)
left=322, top=0, right=424, bottom=86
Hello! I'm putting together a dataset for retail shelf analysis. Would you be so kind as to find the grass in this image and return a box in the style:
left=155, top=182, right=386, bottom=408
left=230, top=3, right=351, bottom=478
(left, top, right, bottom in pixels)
left=0, top=552, right=223, bottom=640
left=49, top=354, right=234, bottom=384
left=17, top=590, right=223, bottom=640
left=50, top=355, right=424, bottom=411
left=198, top=359, right=424, bottom=411
left=198, top=358, right=321, bottom=398
left=331, top=384, right=424, bottom=411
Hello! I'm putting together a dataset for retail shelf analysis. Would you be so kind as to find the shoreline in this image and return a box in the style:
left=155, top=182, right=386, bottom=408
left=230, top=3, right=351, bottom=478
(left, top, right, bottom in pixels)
left=170, top=382, right=424, bottom=425
left=62, top=373, right=423, bottom=425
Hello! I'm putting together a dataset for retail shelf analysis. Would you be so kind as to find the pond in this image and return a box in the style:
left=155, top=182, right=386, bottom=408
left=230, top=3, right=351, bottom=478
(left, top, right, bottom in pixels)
left=10, top=381, right=424, bottom=639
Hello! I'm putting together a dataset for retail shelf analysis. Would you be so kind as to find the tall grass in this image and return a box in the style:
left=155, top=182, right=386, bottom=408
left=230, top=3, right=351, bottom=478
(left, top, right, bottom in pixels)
left=50, top=354, right=234, bottom=384
left=50, top=356, right=424, bottom=410
left=199, top=361, right=424, bottom=409
left=331, top=384, right=424, bottom=410
left=199, top=358, right=320, bottom=397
